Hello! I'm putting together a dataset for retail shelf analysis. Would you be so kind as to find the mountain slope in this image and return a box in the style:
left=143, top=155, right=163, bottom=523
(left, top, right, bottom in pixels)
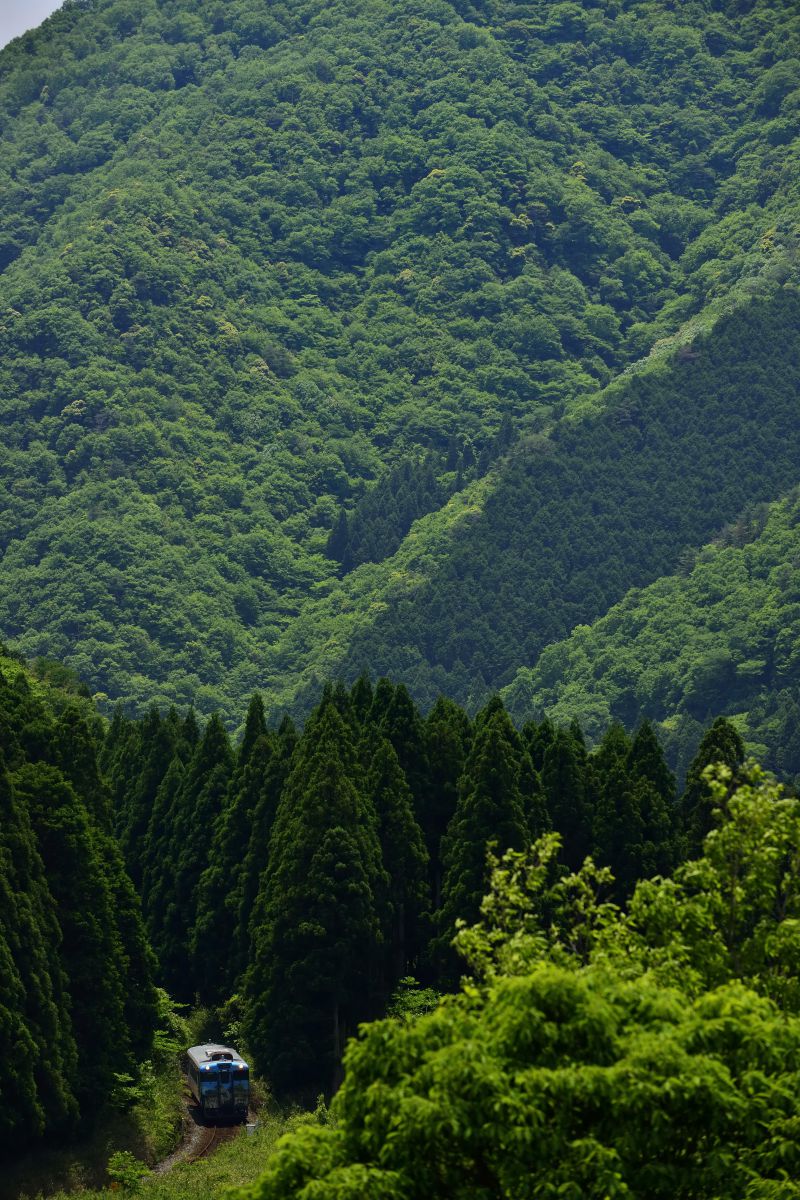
left=501, top=484, right=800, bottom=783
left=1, top=0, right=799, bottom=718
left=271, top=288, right=800, bottom=714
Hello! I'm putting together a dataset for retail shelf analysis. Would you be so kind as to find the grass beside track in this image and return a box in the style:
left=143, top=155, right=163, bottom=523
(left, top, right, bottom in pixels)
left=9, top=1115, right=293, bottom=1200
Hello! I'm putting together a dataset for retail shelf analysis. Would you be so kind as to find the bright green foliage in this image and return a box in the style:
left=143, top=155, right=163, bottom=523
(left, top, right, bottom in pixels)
left=1, top=0, right=800, bottom=721
left=244, top=702, right=385, bottom=1096
left=503, top=487, right=800, bottom=780
left=232, top=766, right=800, bottom=1200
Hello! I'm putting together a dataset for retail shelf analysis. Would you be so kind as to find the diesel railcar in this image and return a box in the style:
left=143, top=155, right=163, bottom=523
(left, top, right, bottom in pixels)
left=185, top=1044, right=249, bottom=1123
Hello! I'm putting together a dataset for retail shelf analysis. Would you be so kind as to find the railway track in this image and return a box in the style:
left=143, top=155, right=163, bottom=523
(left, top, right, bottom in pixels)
left=187, top=1125, right=222, bottom=1164
left=186, top=1119, right=244, bottom=1165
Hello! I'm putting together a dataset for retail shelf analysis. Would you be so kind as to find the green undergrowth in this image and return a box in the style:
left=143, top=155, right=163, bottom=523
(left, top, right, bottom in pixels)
left=32, top=1115, right=297, bottom=1200
left=3, top=1000, right=204, bottom=1200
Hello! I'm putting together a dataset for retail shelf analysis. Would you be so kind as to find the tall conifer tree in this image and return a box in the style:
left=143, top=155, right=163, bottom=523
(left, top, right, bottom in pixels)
left=372, top=680, right=430, bottom=821
left=192, top=697, right=274, bottom=1004
left=424, top=697, right=472, bottom=905
left=14, top=762, right=131, bottom=1111
left=366, top=736, right=429, bottom=986
left=0, top=756, right=78, bottom=1148
left=680, top=717, right=745, bottom=854
left=542, top=728, right=591, bottom=868
left=436, top=702, right=529, bottom=980
left=234, top=714, right=297, bottom=980
left=245, top=703, right=384, bottom=1097
left=147, top=714, right=234, bottom=997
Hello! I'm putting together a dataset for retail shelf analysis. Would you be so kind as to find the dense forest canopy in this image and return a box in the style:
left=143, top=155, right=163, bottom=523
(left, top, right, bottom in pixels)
left=233, top=766, right=800, bottom=1200
left=0, top=648, right=157, bottom=1155
left=4, top=0, right=800, bottom=1188
left=102, top=672, right=743, bottom=1099
left=502, top=484, right=800, bottom=784
left=0, top=0, right=799, bottom=722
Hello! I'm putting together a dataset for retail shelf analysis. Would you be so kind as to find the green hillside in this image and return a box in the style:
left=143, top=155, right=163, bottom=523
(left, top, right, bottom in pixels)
left=1, top=0, right=800, bottom=719
left=501, top=484, right=800, bottom=783
left=272, top=289, right=800, bottom=714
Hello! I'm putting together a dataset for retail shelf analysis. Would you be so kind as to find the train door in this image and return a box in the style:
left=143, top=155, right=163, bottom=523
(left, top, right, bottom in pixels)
left=217, top=1063, right=233, bottom=1112
left=233, top=1065, right=249, bottom=1113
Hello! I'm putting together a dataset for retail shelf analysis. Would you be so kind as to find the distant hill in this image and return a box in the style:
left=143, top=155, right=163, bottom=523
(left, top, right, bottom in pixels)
left=265, top=289, right=800, bottom=719
left=501, top=483, right=800, bottom=785
left=0, top=0, right=799, bottom=720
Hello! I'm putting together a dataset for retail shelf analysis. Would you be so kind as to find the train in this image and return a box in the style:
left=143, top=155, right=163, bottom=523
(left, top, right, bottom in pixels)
left=185, top=1043, right=250, bottom=1123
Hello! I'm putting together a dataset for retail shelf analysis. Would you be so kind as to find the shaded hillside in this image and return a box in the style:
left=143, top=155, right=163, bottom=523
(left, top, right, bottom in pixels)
left=502, top=485, right=800, bottom=784
left=0, top=0, right=799, bottom=718
left=279, top=289, right=800, bottom=712
left=0, top=647, right=157, bottom=1155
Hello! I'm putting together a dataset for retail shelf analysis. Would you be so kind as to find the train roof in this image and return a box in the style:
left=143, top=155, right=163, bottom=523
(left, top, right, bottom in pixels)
left=187, top=1043, right=248, bottom=1067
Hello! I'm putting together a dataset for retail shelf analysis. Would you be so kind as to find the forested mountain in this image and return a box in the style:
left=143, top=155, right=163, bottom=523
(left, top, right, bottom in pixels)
left=102, top=674, right=743, bottom=1098
left=0, top=648, right=157, bottom=1155
left=502, top=485, right=800, bottom=784
left=0, top=0, right=799, bottom=722
left=275, top=291, right=800, bottom=714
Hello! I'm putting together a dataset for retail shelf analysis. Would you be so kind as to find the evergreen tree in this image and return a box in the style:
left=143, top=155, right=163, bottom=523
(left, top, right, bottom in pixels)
left=14, top=762, right=131, bottom=1112
left=244, top=704, right=384, bottom=1097
left=525, top=716, right=556, bottom=773
left=592, top=759, right=645, bottom=898
left=436, top=704, right=529, bottom=981
left=372, top=680, right=430, bottom=823
left=680, top=717, right=745, bottom=854
left=424, top=696, right=472, bottom=906
left=349, top=673, right=374, bottom=725
left=628, top=720, right=676, bottom=807
left=234, top=714, right=298, bottom=981
left=367, top=736, right=429, bottom=986
left=147, top=714, right=234, bottom=998
left=95, top=834, right=158, bottom=1061
left=140, top=755, right=184, bottom=920
left=192, top=701, right=275, bottom=1005
left=52, top=706, right=113, bottom=831
left=519, top=748, right=550, bottom=838
left=116, top=705, right=178, bottom=890
left=542, top=728, right=591, bottom=869
left=0, top=756, right=78, bottom=1149
left=325, top=507, right=350, bottom=565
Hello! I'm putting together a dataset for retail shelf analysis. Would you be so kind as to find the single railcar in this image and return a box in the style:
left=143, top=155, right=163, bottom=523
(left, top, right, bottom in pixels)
left=185, top=1043, right=249, bottom=1123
